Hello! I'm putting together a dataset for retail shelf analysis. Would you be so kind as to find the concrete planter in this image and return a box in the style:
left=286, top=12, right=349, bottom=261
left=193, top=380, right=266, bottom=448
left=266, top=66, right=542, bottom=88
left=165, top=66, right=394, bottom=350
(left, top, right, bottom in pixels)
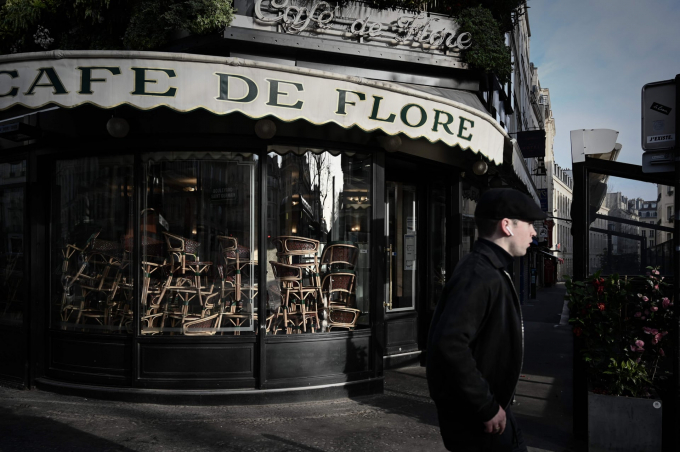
left=588, top=391, right=662, bottom=452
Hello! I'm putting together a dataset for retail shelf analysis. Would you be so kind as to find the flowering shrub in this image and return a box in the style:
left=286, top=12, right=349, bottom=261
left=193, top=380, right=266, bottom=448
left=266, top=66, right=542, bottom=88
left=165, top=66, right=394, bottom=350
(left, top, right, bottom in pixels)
left=566, top=267, right=674, bottom=397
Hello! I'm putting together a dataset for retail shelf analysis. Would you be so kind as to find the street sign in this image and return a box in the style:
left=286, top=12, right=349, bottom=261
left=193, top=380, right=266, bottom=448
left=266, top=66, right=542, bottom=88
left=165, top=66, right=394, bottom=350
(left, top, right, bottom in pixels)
left=537, top=188, right=548, bottom=211
left=642, top=80, right=676, bottom=151
left=642, top=150, right=675, bottom=173
left=516, top=130, right=546, bottom=158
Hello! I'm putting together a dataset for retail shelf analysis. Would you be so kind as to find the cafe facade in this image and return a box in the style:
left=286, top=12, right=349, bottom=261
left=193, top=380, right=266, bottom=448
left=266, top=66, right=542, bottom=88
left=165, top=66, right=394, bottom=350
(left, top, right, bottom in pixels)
left=0, top=1, right=539, bottom=401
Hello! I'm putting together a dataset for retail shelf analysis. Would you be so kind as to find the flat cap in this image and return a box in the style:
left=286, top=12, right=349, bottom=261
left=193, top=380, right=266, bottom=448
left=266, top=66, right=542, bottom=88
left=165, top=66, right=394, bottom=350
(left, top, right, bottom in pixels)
left=475, top=188, right=547, bottom=222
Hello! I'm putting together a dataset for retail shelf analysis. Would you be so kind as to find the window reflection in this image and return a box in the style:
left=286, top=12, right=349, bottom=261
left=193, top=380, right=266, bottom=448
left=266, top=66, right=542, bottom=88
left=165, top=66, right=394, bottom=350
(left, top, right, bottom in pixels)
left=266, top=148, right=371, bottom=334
left=141, top=153, right=258, bottom=336
left=588, top=174, right=671, bottom=276
left=52, top=157, right=134, bottom=333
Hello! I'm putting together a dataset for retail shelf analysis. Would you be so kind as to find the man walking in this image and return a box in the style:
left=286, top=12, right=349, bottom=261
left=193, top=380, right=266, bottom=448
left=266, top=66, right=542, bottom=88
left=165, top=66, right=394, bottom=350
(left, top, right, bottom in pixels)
left=427, top=188, right=546, bottom=451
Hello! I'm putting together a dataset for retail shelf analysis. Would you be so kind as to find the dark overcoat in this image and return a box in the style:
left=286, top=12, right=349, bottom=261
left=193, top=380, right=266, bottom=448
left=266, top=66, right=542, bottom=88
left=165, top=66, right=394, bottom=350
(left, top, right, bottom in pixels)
left=427, top=239, right=524, bottom=426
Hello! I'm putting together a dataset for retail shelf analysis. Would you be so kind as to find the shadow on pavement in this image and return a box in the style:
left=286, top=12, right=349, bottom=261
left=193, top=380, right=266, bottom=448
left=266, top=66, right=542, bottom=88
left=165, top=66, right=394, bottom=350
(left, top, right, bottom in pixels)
left=261, top=434, right=327, bottom=452
left=0, top=406, right=136, bottom=452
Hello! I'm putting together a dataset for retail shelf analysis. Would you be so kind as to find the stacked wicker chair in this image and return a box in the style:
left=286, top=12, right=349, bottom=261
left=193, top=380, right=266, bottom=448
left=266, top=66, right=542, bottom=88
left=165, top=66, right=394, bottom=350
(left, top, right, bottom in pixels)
left=270, top=236, right=323, bottom=333
left=216, top=236, right=260, bottom=335
left=159, top=232, right=220, bottom=335
left=320, top=241, right=361, bottom=331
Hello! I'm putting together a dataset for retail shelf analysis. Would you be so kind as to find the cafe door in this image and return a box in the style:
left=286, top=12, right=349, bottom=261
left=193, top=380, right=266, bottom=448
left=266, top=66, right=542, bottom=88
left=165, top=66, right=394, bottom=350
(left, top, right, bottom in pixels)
left=384, top=162, right=452, bottom=367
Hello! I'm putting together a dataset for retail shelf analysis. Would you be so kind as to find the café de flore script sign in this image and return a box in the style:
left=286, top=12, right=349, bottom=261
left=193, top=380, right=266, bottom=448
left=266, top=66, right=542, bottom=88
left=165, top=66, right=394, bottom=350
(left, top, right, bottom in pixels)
left=0, top=51, right=505, bottom=164
left=253, top=0, right=472, bottom=54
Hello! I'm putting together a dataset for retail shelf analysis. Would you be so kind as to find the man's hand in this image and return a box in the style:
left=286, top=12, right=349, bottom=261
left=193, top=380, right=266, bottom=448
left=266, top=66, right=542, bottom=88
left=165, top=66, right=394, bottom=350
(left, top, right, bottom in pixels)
left=483, top=406, right=506, bottom=435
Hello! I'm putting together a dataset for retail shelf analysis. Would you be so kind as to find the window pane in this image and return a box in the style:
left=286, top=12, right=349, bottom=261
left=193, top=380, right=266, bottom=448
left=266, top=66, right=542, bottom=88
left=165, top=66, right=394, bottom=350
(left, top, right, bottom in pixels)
left=142, top=153, right=259, bottom=336
left=52, top=156, right=134, bottom=334
left=266, top=148, right=371, bottom=334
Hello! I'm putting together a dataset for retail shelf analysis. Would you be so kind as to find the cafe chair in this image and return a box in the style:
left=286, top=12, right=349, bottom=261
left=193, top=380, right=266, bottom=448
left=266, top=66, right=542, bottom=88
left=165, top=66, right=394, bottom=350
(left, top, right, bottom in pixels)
left=320, top=241, right=358, bottom=273
left=322, top=270, right=360, bottom=331
left=182, top=313, right=221, bottom=336
left=164, top=276, right=219, bottom=329
left=162, top=231, right=201, bottom=275
left=59, top=231, right=101, bottom=319
left=216, top=236, right=257, bottom=304
left=269, top=261, right=321, bottom=333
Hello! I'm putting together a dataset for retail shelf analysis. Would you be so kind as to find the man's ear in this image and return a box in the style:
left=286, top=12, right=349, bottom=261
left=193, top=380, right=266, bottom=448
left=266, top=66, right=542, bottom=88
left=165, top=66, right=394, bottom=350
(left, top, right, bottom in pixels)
left=501, top=218, right=513, bottom=237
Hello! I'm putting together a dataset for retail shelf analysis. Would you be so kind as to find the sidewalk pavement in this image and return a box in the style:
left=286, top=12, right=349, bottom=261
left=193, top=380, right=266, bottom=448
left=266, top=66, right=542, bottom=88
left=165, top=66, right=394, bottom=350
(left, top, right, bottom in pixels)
left=0, top=283, right=583, bottom=452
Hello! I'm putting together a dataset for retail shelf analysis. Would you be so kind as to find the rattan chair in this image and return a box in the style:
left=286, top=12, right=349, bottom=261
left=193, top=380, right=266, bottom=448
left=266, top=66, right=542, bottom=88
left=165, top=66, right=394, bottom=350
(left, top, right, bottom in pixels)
left=182, top=313, right=221, bottom=336
left=270, top=261, right=320, bottom=333
left=162, top=231, right=201, bottom=275
left=320, top=241, right=358, bottom=273
left=321, top=270, right=361, bottom=330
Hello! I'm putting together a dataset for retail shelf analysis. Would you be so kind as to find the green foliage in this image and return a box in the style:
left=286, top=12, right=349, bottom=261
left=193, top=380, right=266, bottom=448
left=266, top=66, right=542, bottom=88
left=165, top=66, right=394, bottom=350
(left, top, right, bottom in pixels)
left=566, top=268, right=675, bottom=397
left=362, top=2, right=517, bottom=83
left=443, top=0, right=523, bottom=33
left=364, top=0, right=523, bottom=33
left=456, top=6, right=512, bottom=84
left=0, top=0, right=234, bottom=53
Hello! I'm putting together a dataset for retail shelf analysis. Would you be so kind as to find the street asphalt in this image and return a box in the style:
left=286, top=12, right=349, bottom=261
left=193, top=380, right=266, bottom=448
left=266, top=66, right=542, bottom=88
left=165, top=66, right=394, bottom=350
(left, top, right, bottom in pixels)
left=0, top=283, right=584, bottom=452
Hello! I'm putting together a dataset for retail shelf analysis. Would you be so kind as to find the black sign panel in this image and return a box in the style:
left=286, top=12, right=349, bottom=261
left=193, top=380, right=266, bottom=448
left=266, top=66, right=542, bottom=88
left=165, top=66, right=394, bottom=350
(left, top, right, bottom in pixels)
left=516, top=130, right=546, bottom=158
left=650, top=102, right=672, bottom=115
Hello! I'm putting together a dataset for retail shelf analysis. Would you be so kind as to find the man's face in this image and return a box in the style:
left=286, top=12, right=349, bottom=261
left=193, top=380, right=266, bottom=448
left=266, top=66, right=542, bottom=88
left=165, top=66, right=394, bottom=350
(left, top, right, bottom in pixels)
left=507, top=219, right=537, bottom=257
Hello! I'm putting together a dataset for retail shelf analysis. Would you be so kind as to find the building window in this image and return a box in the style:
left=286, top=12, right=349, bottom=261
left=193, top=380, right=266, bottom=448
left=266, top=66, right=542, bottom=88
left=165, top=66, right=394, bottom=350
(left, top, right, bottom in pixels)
left=265, top=148, right=372, bottom=334
left=52, top=156, right=135, bottom=334
left=140, top=153, right=259, bottom=336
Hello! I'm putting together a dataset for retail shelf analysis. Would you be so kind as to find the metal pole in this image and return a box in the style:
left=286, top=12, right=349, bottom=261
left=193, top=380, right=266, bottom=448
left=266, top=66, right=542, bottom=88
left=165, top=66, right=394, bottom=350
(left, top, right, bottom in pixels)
left=672, top=73, right=680, bottom=452
left=571, top=161, right=588, bottom=440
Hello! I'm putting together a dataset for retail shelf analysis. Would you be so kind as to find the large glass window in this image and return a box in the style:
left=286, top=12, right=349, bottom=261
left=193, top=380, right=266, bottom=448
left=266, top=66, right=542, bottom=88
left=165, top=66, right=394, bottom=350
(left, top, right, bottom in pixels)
left=266, top=147, right=371, bottom=334
left=52, top=156, right=134, bottom=334
left=141, top=153, right=259, bottom=336
left=0, top=162, right=25, bottom=328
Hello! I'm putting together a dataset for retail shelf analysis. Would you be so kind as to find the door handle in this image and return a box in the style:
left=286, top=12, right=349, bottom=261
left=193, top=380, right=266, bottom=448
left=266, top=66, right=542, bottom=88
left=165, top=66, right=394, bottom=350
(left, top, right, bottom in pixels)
left=385, top=244, right=393, bottom=310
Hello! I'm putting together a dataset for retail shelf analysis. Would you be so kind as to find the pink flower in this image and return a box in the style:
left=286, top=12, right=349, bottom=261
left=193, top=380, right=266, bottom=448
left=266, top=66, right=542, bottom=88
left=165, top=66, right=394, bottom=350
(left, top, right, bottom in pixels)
left=643, top=327, right=653, bottom=334
left=634, top=312, right=642, bottom=317
left=654, top=270, right=660, bottom=275
left=654, top=285, right=659, bottom=290
left=662, top=298, right=671, bottom=308
left=660, top=348, right=665, bottom=357
left=652, top=333, right=663, bottom=344
left=651, top=328, right=659, bottom=335
left=651, top=306, right=658, bottom=311
left=633, top=340, right=645, bottom=352
left=642, top=296, right=649, bottom=302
